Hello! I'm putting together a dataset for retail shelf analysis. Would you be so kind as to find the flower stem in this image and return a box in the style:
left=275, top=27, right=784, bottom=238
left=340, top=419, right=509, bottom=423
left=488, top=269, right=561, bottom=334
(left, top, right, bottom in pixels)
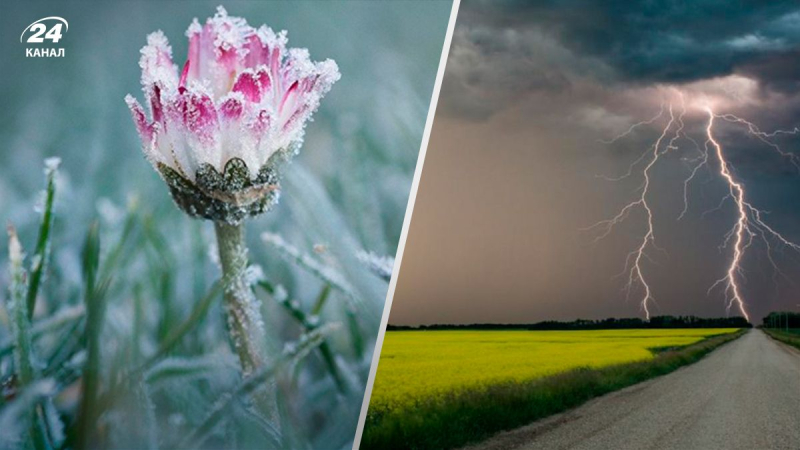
left=214, top=221, right=266, bottom=375
left=214, top=222, right=278, bottom=423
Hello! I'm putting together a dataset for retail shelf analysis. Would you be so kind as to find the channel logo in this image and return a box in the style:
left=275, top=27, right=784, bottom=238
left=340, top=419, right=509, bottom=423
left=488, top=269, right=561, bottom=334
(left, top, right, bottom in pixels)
left=20, top=16, right=68, bottom=57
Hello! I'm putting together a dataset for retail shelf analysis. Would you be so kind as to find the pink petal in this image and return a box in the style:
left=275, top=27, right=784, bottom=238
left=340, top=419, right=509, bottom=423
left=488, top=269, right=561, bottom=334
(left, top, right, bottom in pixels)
left=250, top=109, right=271, bottom=136
left=256, top=67, right=272, bottom=95
left=232, top=71, right=261, bottom=102
left=270, top=47, right=282, bottom=81
left=244, top=35, right=267, bottom=68
left=139, top=31, right=176, bottom=85
left=279, top=80, right=299, bottom=113
left=125, top=95, right=154, bottom=143
left=148, top=83, right=164, bottom=125
left=282, top=104, right=309, bottom=132
left=217, top=47, right=238, bottom=80
left=186, top=24, right=202, bottom=81
left=188, top=93, right=217, bottom=133
left=175, top=90, right=218, bottom=143
left=179, top=60, right=190, bottom=91
left=219, top=95, right=243, bottom=120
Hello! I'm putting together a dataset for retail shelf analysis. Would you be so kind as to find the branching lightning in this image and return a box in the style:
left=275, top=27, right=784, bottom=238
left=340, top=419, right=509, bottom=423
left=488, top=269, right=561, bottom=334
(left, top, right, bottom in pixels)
left=589, top=94, right=800, bottom=321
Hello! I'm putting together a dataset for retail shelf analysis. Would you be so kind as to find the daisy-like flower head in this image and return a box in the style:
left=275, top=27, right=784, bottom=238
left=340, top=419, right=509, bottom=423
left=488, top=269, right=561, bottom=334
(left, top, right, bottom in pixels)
left=126, top=6, right=340, bottom=223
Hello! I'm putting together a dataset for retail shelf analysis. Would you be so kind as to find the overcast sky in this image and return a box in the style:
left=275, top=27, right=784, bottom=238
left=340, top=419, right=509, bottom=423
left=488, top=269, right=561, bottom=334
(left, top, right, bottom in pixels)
left=389, top=0, right=800, bottom=325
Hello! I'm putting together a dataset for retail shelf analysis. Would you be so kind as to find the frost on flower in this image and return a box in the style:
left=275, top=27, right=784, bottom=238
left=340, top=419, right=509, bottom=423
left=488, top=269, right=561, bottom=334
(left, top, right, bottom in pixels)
left=125, top=6, right=340, bottom=223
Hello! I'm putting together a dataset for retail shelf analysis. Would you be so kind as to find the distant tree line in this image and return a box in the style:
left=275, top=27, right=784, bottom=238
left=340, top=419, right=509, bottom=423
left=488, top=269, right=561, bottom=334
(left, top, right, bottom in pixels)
left=387, top=315, right=752, bottom=331
left=762, top=312, right=800, bottom=329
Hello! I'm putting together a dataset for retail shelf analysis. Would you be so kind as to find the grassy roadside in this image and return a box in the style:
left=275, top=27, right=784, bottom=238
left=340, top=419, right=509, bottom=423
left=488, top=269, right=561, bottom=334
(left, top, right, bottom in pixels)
left=361, top=329, right=747, bottom=450
left=762, top=328, right=800, bottom=350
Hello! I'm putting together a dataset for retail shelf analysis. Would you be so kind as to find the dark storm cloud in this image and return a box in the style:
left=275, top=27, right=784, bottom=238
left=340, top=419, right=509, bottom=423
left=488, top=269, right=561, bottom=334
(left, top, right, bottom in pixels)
left=392, top=1, right=800, bottom=326
left=442, top=0, right=800, bottom=119
left=738, top=49, right=800, bottom=93
left=440, top=25, right=575, bottom=119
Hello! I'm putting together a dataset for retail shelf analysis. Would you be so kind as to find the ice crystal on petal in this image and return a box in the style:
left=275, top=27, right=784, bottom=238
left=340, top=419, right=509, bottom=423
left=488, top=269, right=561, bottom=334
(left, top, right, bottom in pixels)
left=186, top=19, right=202, bottom=38
left=125, top=6, right=339, bottom=222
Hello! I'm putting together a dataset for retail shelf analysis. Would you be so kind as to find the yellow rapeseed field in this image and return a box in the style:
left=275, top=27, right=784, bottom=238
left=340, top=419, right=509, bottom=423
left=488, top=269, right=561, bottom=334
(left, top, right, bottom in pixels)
left=370, top=329, right=739, bottom=412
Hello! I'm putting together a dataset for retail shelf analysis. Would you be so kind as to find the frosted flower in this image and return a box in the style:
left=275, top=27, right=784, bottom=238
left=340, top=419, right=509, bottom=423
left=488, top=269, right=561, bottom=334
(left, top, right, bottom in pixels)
left=126, top=6, right=340, bottom=223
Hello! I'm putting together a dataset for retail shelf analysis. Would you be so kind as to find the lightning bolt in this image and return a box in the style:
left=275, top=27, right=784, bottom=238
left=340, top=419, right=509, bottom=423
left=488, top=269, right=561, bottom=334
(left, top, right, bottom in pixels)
left=704, top=109, right=750, bottom=320
left=587, top=98, right=686, bottom=319
left=703, top=107, right=800, bottom=321
left=590, top=95, right=800, bottom=321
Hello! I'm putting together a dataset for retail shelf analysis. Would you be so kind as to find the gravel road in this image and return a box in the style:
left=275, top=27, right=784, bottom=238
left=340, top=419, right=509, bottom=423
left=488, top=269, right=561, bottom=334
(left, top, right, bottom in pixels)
left=465, top=329, right=800, bottom=450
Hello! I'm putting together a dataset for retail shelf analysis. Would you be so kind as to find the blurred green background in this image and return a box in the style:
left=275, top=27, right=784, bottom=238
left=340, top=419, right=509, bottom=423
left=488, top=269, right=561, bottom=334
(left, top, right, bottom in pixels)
left=0, top=1, right=451, bottom=448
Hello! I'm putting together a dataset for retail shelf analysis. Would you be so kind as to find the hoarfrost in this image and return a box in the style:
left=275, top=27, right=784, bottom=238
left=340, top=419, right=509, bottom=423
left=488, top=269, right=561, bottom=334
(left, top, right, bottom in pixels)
left=356, top=251, right=394, bottom=281
left=7, top=227, right=24, bottom=264
left=273, top=284, right=288, bottom=303
left=43, top=398, right=65, bottom=446
left=97, top=197, right=124, bottom=225
left=261, top=232, right=355, bottom=297
left=33, top=190, right=47, bottom=214
left=306, top=315, right=320, bottom=328
left=43, top=157, right=61, bottom=173
left=30, top=254, right=42, bottom=272
left=244, top=264, right=264, bottom=286
left=168, top=413, right=186, bottom=427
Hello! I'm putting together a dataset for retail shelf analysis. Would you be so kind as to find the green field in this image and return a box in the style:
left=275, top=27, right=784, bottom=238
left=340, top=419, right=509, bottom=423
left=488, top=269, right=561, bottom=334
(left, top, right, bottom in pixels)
left=364, top=328, right=743, bottom=449
left=763, top=328, right=800, bottom=350
left=371, top=328, right=739, bottom=412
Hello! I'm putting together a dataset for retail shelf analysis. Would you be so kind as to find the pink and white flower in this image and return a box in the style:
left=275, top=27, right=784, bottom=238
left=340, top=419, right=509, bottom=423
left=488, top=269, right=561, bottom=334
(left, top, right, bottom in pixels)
left=125, top=6, right=339, bottom=222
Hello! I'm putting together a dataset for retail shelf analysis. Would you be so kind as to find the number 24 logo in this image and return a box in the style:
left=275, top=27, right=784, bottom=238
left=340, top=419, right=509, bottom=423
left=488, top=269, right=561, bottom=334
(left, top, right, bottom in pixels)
left=20, top=17, right=68, bottom=44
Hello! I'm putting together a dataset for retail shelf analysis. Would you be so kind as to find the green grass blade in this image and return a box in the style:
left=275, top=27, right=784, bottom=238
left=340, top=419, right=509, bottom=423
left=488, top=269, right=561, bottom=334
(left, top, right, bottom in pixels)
left=233, top=405, right=282, bottom=448
left=355, top=251, right=394, bottom=282
left=94, top=281, right=223, bottom=417
left=39, top=398, right=64, bottom=449
left=26, top=159, right=59, bottom=319
left=261, top=233, right=356, bottom=299
left=98, top=207, right=138, bottom=283
left=7, top=226, right=48, bottom=449
left=258, top=282, right=346, bottom=392
left=0, top=305, right=84, bottom=358
left=75, top=222, right=108, bottom=449
left=144, top=356, right=220, bottom=385
left=179, top=325, right=336, bottom=449
left=136, top=281, right=222, bottom=374
left=346, top=306, right=365, bottom=361
left=0, top=379, right=56, bottom=448
left=311, top=284, right=331, bottom=316
left=7, top=226, right=36, bottom=387
left=80, top=222, right=101, bottom=300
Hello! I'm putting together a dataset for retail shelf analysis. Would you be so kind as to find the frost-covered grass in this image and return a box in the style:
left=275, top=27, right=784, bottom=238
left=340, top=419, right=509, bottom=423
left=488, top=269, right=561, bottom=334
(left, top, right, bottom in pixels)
left=2, top=161, right=385, bottom=449
left=0, top=2, right=451, bottom=448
